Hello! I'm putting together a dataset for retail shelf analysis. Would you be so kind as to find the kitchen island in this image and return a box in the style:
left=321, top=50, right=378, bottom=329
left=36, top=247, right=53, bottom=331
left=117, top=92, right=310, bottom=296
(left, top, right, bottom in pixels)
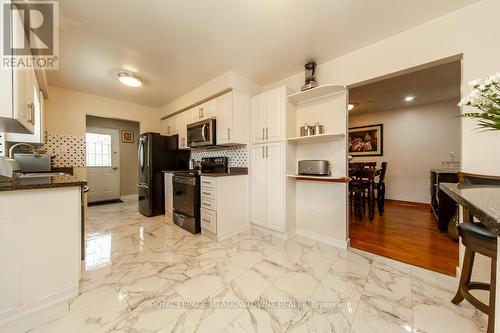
left=0, top=176, right=86, bottom=332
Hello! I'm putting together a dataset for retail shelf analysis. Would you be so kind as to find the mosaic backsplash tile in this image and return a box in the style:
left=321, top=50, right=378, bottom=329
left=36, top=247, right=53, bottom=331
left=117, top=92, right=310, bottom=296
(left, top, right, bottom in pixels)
left=45, top=134, right=86, bottom=168
left=190, top=145, right=248, bottom=167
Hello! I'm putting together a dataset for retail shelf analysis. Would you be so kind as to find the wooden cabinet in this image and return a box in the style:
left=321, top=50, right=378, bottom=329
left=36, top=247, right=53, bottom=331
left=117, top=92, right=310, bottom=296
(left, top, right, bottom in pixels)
left=250, top=142, right=285, bottom=232
left=430, top=170, right=459, bottom=231
left=215, top=91, right=249, bottom=146
left=250, top=86, right=286, bottom=144
left=200, top=175, right=249, bottom=240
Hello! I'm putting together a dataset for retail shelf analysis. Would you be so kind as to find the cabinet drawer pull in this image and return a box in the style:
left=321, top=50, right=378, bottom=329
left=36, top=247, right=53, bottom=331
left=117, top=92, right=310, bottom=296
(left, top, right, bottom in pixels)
left=202, top=191, right=212, bottom=196
left=202, top=219, right=211, bottom=223
left=202, top=202, right=211, bottom=206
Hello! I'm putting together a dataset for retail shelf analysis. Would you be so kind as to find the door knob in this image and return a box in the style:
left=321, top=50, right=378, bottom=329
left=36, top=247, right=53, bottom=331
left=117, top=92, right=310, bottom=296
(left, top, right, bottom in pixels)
left=112, top=167, right=118, bottom=170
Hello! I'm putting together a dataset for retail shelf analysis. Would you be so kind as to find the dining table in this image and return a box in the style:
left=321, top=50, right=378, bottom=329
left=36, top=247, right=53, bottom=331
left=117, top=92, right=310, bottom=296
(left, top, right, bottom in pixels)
left=349, top=166, right=382, bottom=221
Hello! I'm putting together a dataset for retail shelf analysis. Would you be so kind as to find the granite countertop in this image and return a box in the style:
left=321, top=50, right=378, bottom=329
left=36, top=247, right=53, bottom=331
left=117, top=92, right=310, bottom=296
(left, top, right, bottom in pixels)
left=440, top=183, right=500, bottom=235
left=0, top=175, right=87, bottom=192
left=430, top=168, right=460, bottom=174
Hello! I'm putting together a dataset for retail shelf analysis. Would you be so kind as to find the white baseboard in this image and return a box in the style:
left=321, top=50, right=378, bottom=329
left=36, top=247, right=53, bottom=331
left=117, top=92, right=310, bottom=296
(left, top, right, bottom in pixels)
left=251, top=224, right=295, bottom=240
left=120, top=194, right=137, bottom=202
left=295, top=228, right=349, bottom=249
left=0, top=285, right=77, bottom=333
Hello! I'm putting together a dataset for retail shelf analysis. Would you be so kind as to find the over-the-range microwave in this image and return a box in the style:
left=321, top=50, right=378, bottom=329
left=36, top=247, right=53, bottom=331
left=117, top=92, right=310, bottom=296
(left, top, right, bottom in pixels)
left=187, top=118, right=216, bottom=147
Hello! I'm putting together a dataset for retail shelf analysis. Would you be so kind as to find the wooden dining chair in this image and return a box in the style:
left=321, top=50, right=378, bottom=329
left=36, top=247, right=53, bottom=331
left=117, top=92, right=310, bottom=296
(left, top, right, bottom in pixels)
left=375, top=162, right=388, bottom=216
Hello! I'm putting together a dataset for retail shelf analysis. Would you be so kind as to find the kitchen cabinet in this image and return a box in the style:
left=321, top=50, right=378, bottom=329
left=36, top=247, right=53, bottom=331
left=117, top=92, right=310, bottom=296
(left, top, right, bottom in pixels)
left=200, top=175, right=249, bottom=240
left=250, top=86, right=286, bottom=144
left=215, top=91, right=249, bottom=145
left=250, top=141, right=285, bottom=232
left=164, top=173, right=173, bottom=218
left=177, top=112, right=189, bottom=149
left=162, top=114, right=178, bottom=136
left=5, top=77, right=44, bottom=144
left=0, top=5, right=36, bottom=135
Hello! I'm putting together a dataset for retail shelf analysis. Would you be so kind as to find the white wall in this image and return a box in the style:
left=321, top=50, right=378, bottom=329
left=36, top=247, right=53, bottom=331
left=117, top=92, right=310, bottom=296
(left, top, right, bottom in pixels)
left=45, top=85, right=161, bottom=178
left=349, top=99, right=461, bottom=203
left=262, top=0, right=500, bottom=286
left=159, top=71, right=260, bottom=118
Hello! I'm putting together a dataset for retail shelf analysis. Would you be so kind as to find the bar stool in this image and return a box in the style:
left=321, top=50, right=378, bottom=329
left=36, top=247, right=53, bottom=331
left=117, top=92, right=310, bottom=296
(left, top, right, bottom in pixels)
left=452, top=222, right=496, bottom=333
left=452, top=172, right=500, bottom=333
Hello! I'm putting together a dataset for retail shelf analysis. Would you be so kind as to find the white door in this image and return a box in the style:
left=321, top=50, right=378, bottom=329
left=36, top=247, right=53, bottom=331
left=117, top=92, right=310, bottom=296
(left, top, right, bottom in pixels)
left=250, top=144, right=267, bottom=227
left=215, top=92, right=233, bottom=145
left=86, top=127, right=120, bottom=203
left=250, top=93, right=266, bottom=144
left=266, top=87, right=285, bottom=143
left=266, top=142, right=285, bottom=232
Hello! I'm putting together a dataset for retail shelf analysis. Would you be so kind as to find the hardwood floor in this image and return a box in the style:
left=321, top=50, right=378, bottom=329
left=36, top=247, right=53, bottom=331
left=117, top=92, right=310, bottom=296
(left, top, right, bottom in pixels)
left=349, top=200, right=459, bottom=276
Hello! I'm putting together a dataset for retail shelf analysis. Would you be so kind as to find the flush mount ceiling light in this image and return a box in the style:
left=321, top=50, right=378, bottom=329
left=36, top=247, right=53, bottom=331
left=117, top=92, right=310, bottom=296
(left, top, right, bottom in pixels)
left=117, top=72, right=143, bottom=87
left=348, top=104, right=355, bottom=111
left=404, top=96, right=415, bottom=102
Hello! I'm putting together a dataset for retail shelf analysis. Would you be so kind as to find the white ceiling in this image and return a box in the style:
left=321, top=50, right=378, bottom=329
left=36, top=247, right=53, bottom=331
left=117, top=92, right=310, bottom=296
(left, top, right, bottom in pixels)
left=50, top=0, right=480, bottom=107
left=348, top=60, right=461, bottom=115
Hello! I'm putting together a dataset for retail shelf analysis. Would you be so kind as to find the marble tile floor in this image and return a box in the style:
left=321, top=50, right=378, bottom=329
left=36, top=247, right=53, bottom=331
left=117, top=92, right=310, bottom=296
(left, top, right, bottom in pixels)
left=29, top=200, right=487, bottom=333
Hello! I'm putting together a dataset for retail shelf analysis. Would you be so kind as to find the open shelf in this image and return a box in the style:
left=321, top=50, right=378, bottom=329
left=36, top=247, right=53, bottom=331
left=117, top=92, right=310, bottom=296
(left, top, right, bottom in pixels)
left=287, top=174, right=350, bottom=183
left=287, top=84, right=345, bottom=104
left=286, top=133, right=345, bottom=144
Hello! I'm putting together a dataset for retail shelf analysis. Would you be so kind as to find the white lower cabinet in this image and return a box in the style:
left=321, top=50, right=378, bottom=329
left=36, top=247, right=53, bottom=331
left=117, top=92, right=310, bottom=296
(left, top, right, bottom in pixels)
left=250, top=142, right=286, bottom=232
left=200, top=175, right=249, bottom=240
left=164, top=173, right=173, bottom=218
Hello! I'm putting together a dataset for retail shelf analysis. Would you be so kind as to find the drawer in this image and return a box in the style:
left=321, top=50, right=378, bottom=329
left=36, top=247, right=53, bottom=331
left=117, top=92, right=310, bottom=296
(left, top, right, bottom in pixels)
left=201, top=208, right=216, bottom=233
left=200, top=177, right=217, bottom=189
left=201, top=198, right=217, bottom=211
left=201, top=187, right=217, bottom=200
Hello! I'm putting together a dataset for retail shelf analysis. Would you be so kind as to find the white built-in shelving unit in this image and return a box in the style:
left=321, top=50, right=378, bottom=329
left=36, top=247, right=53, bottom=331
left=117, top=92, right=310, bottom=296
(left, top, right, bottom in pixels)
left=287, top=84, right=345, bottom=104
left=286, top=133, right=345, bottom=144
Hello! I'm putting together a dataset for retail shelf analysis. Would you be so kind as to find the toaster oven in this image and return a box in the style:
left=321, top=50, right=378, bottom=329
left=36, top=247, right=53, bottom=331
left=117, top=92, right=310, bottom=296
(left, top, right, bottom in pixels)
left=298, top=160, right=330, bottom=176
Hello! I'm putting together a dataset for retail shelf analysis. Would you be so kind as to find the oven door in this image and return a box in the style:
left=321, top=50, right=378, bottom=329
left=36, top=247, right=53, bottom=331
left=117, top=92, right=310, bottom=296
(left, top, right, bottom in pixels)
left=187, top=119, right=216, bottom=147
left=173, top=175, right=197, bottom=217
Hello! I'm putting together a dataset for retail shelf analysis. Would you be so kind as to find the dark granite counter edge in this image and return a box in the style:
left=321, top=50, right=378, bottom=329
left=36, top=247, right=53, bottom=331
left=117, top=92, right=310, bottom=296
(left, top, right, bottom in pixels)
left=0, top=177, right=87, bottom=192
left=200, top=172, right=248, bottom=177
left=440, top=183, right=500, bottom=236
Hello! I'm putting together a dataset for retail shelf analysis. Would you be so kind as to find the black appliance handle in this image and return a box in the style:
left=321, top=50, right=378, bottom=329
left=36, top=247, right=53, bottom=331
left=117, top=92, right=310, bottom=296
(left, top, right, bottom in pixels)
left=137, top=183, right=149, bottom=189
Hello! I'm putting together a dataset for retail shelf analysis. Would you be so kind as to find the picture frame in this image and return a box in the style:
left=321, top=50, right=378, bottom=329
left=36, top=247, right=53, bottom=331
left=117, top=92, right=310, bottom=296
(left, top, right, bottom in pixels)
left=348, top=124, right=383, bottom=156
left=121, top=130, right=134, bottom=143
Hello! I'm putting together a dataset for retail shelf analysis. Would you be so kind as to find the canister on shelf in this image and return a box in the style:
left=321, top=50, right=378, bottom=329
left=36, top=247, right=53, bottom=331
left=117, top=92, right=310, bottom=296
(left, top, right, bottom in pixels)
left=299, top=123, right=309, bottom=137
left=314, top=122, right=324, bottom=135
left=306, top=125, right=316, bottom=136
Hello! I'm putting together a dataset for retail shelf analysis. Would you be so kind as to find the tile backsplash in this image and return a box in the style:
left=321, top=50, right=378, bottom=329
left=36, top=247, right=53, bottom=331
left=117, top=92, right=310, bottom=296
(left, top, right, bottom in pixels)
left=45, top=134, right=86, bottom=168
left=190, top=145, right=248, bottom=167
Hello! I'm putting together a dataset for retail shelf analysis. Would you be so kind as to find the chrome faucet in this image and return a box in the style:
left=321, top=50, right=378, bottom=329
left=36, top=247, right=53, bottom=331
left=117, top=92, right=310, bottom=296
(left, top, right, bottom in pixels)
left=9, top=143, right=39, bottom=159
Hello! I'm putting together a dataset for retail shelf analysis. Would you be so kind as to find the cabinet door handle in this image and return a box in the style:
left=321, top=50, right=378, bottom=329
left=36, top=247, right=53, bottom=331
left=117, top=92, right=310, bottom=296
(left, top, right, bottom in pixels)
left=202, top=191, right=211, bottom=196
left=27, top=103, right=34, bottom=124
left=227, top=128, right=230, bottom=140
left=202, top=219, right=210, bottom=223
left=266, top=128, right=269, bottom=140
left=262, top=128, right=265, bottom=140
left=167, top=126, right=171, bottom=134
left=262, top=146, right=265, bottom=158
left=202, top=181, right=211, bottom=184
left=266, top=146, right=268, bottom=158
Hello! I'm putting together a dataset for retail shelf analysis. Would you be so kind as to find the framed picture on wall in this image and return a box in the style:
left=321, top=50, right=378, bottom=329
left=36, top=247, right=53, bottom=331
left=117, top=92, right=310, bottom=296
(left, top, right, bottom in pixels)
left=121, top=130, right=134, bottom=143
left=348, top=124, right=383, bottom=156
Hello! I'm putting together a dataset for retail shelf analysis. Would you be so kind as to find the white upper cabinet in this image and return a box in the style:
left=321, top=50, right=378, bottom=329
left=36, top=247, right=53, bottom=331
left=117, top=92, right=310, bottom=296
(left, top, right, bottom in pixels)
left=215, top=91, right=249, bottom=146
left=177, top=112, right=189, bottom=149
left=162, top=114, right=179, bottom=136
left=250, top=86, right=287, bottom=144
left=0, top=5, right=36, bottom=135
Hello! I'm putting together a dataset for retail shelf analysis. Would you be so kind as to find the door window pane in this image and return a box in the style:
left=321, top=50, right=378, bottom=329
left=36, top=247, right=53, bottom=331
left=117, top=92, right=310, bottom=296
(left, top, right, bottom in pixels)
left=86, top=133, right=112, bottom=167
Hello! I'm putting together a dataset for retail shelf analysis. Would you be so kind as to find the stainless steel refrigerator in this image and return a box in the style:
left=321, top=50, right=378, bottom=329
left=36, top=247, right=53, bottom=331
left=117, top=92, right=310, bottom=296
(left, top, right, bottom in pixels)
left=138, top=132, right=190, bottom=217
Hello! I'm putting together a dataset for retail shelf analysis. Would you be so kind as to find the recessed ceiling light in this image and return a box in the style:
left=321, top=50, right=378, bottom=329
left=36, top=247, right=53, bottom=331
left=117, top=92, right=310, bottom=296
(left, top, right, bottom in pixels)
left=348, top=104, right=355, bottom=111
left=404, top=96, right=415, bottom=102
left=117, top=71, right=143, bottom=87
